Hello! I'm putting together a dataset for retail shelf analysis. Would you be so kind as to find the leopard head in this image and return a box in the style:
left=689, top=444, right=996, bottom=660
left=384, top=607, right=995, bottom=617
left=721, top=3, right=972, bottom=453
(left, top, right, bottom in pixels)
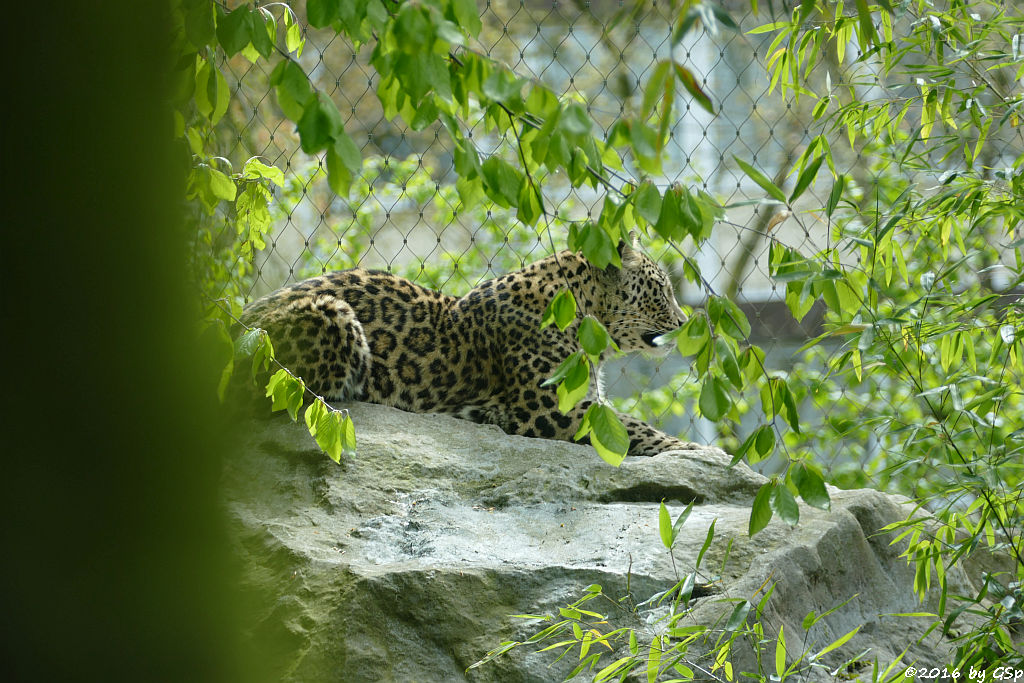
left=598, top=233, right=686, bottom=355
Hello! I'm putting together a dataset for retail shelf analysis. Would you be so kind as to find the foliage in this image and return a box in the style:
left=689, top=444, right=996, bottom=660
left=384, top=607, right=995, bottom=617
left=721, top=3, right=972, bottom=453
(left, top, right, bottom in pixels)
left=470, top=505, right=905, bottom=682
left=175, top=0, right=1023, bottom=678
left=485, top=0, right=1023, bottom=676
left=176, top=0, right=776, bottom=473
left=748, top=0, right=1023, bottom=671
left=273, top=154, right=561, bottom=293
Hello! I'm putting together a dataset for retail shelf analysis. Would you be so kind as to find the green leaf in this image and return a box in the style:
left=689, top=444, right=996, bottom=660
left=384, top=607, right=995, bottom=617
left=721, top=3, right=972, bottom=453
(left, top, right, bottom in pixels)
left=304, top=398, right=326, bottom=434
left=798, top=0, right=818, bottom=22
left=699, top=375, right=731, bottom=421
left=792, top=463, right=830, bottom=510
left=251, top=11, right=275, bottom=58
left=556, top=357, right=590, bottom=414
left=739, top=345, right=766, bottom=384
left=517, top=181, right=542, bottom=226
left=266, top=369, right=304, bottom=420
left=297, top=93, right=343, bottom=154
left=482, top=70, right=523, bottom=104
left=853, top=0, right=877, bottom=46
left=578, top=316, right=611, bottom=357
left=678, top=186, right=705, bottom=240
left=313, top=407, right=345, bottom=462
left=629, top=120, right=659, bottom=159
left=236, top=184, right=272, bottom=253
left=709, top=2, right=739, bottom=31
left=307, top=0, right=340, bottom=28
left=453, top=138, right=481, bottom=181
left=749, top=482, right=774, bottom=535
left=593, top=656, right=636, bottom=683
left=646, top=635, right=662, bottom=683
left=394, top=4, right=433, bottom=53
left=812, top=625, right=861, bottom=660
left=541, top=289, right=577, bottom=331
left=753, top=425, right=776, bottom=461
left=242, top=158, right=285, bottom=187
left=284, top=9, right=305, bottom=54
left=415, top=55, right=453, bottom=103
left=780, top=380, right=801, bottom=434
left=216, top=5, right=253, bottom=56
left=184, top=0, right=216, bottom=48
left=784, top=281, right=817, bottom=323
left=333, top=129, right=362, bottom=172
left=695, top=519, right=716, bottom=569
left=671, top=6, right=701, bottom=44
left=673, top=62, right=714, bottom=114
left=233, top=328, right=265, bottom=359
left=250, top=330, right=275, bottom=376
left=654, top=185, right=685, bottom=242
left=325, top=141, right=353, bottom=198
left=775, top=623, right=786, bottom=679
left=733, top=156, right=787, bottom=203
left=305, top=401, right=355, bottom=461
left=210, top=67, right=230, bottom=125
left=264, top=368, right=286, bottom=402
left=716, top=338, right=742, bottom=389
left=826, top=174, right=846, bottom=217
left=340, top=413, right=356, bottom=453
left=562, top=102, right=592, bottom=135
left=481, top=157, right=523, bottom=208
left=632, top=181, right=662, bottom=226
left=731, top=429, right=757, bottom=466
left=641, top=61, right=672, bottom=119
left=707, top=296, right=751, bottom=339
left=195, top=59, right=230, bottom=125
left=771, top=483, right=799, bottom=526
left=450, top=0, right=482, bottom=37
left=676, top=315, right=711, bottom=356
left=207, top=167, right=237, bottom=202
left=409, top=97, right=440, bottom=131
left=582, top=404, right=629, bottom=466
left=725, top=600, right=751, bottom=632
left=542, top=351, right=584, bottom=387
left=569, top=221, right=619, bottom=270
left=760, top=377, right=801, bottom=434
left=659, top=500, right=673, bottom=549
left=271, top=60, right=314, bottom=122
left=434, top=17, right=465, bottom=46
left=672, top=500, right=695, bottom=542
left=788, top=155, right=824, bottom=203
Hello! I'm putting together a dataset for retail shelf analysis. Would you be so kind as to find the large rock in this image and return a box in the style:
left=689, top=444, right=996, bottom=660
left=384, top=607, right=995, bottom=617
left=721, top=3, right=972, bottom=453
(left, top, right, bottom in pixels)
left=225, top=403, right=976, bottom=681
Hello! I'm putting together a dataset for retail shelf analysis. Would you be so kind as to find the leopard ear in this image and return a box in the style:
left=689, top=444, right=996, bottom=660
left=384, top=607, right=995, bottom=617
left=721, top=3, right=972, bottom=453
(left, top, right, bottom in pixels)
left=616, top=230, right=642, bottom=263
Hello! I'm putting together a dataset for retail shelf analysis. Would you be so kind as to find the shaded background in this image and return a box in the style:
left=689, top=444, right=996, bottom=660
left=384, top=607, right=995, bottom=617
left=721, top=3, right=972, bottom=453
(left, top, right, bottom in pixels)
left=3, top=3, right=252, bottom=680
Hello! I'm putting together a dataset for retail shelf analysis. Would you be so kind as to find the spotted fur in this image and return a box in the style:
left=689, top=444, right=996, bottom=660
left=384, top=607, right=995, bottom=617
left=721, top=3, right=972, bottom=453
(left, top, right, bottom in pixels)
left=242, top=240, right=700, bottom=456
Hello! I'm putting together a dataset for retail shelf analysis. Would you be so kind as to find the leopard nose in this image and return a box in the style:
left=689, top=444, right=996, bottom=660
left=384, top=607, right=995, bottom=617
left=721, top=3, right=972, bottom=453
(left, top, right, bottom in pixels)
left=641, top=331, right=660, bottom=347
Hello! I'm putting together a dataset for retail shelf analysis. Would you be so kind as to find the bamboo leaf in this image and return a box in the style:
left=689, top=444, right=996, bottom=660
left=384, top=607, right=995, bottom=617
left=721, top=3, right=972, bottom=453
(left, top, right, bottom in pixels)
left=734, top=156, right=787, bottom=203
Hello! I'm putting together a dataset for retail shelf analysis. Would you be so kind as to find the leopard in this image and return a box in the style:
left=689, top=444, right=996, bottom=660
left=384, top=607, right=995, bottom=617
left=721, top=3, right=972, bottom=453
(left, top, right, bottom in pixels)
left=241, top=235, right=701, bottom=457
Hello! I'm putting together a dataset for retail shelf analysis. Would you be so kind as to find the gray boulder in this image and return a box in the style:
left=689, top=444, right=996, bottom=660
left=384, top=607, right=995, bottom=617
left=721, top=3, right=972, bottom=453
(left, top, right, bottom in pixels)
left=225, top=402, right=976, bottom=681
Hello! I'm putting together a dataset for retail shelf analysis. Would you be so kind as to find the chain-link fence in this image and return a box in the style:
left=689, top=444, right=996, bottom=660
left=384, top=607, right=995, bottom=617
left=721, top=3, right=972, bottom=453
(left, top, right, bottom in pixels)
left=204, top=0, right=1011, bottom=474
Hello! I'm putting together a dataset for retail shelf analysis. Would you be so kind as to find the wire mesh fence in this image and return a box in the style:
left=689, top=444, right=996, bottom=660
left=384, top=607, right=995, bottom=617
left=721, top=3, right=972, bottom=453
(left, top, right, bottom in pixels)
left=202, top=0, right=1013, bottom=477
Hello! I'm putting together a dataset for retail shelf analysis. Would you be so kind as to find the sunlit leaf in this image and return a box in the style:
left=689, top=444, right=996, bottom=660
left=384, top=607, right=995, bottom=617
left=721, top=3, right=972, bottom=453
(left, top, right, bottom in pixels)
left=733, top=156, right=787, bottom=203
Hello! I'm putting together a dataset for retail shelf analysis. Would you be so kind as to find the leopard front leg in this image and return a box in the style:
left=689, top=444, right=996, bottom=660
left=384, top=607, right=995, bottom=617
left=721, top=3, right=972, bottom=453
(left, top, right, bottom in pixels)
left=494, top=353, right=700, bottom=456
left=483, top=388, right=700, bottom=457
left=569, top=401, right=701, bottom=457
